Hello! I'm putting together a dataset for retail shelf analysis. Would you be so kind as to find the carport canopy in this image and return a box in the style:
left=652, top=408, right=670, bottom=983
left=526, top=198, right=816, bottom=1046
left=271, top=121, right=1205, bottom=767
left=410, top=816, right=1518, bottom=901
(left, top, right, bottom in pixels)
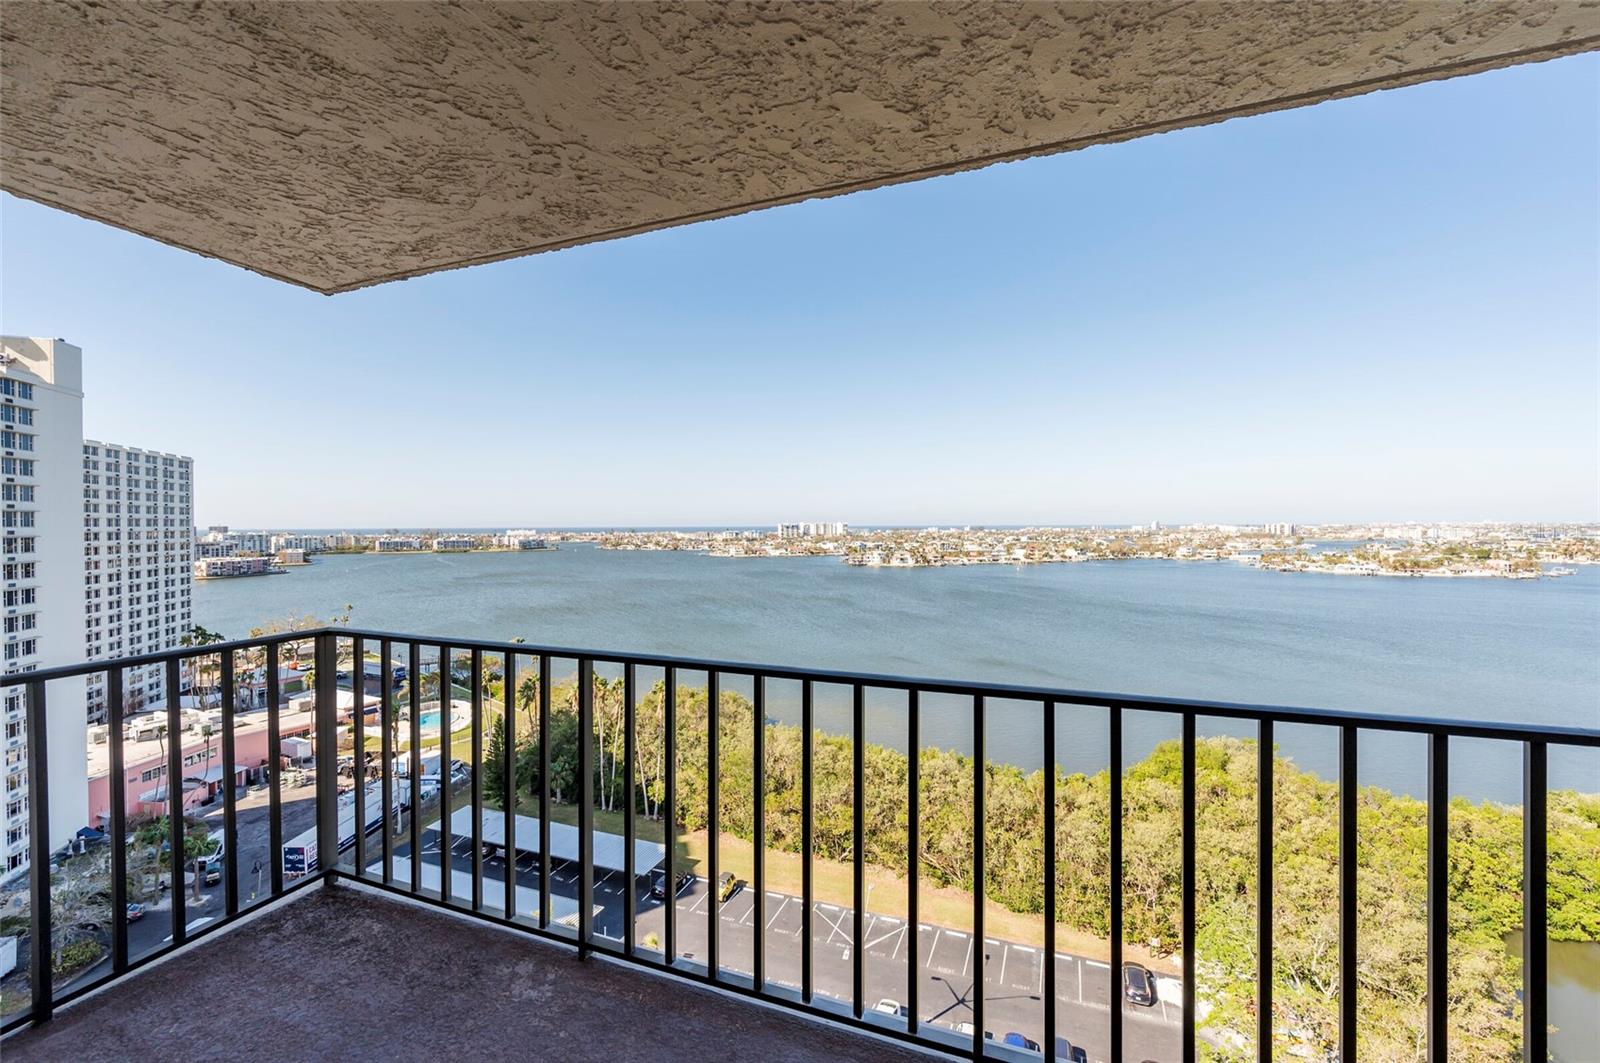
left=446, top=805, right=667, bottom=876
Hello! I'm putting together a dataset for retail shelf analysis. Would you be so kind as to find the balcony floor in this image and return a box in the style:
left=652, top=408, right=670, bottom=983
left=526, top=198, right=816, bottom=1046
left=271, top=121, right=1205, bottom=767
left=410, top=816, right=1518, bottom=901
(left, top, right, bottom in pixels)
left=6, top=883, right=930, bottom=1062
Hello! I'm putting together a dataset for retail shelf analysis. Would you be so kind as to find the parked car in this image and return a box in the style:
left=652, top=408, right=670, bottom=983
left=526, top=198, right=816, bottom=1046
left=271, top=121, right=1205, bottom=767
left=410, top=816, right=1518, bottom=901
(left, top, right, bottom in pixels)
left=125, top=902, right=146, bottom=923
left=872, top=998, right=908, bottom=1018
left=650, top=869, right=694, bottom=900
left=1001, top=1032, right=1041, bottom=1051
left=1054, top=1038, right=1088, bottom=1063
left=717, top=871, right=741, bottom=903
left=1123, top=961, right=1156, bottom=1006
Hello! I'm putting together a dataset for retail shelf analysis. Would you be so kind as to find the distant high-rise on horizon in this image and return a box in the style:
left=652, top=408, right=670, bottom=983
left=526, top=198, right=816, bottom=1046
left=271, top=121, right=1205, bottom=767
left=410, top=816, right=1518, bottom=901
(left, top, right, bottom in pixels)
left=777, top=522, right=848, bottom=539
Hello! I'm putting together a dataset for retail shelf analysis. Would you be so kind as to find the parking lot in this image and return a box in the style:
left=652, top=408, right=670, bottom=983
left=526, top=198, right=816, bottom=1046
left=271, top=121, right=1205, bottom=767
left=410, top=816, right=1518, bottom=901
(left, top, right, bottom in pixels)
left=391, top=823, right=1180, bottom=1063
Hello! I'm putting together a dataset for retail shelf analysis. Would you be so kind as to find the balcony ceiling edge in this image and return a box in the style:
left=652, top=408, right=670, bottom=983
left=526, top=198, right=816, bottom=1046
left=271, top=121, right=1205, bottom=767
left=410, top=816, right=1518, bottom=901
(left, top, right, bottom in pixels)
left=2, top=1, right=1597, bottom=295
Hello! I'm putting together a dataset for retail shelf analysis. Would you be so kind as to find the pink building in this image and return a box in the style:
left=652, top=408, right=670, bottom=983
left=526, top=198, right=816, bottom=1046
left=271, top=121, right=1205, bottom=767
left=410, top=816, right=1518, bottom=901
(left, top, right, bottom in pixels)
left=86, top=709, right=317, bottom=826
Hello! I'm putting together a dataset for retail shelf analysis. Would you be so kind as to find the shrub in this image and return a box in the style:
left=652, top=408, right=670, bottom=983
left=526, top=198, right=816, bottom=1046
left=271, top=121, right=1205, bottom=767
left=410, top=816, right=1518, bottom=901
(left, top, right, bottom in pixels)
left=52, top=938, right=103, bottom=975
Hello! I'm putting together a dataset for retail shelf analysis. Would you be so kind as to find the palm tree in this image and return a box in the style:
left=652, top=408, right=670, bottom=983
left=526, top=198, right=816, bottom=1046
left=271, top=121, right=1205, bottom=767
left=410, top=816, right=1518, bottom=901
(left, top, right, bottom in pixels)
left=179, top=624, right=226, bottom=707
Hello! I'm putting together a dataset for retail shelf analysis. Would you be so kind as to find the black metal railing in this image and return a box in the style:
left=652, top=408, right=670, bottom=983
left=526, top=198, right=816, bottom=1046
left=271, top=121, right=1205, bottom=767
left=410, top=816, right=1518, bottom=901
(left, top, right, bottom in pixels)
left=2, top=625, right=1596, bottom=1063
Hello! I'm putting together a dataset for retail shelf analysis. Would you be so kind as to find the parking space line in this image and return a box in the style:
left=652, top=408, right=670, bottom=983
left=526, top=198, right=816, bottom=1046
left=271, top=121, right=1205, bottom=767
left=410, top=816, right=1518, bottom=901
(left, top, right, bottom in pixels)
left=963, top=936, right=973, bottom=976
left=767, top=894, right=791, bottom=929
left=866, top=923, right=904, bottom=951
left=815, top=903, right=848, bottom=945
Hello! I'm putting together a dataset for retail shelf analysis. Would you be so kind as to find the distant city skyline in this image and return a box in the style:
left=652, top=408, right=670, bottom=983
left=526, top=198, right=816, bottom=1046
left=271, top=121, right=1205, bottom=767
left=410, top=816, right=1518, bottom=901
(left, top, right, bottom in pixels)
left=2, top=55, right=1596, bottom=527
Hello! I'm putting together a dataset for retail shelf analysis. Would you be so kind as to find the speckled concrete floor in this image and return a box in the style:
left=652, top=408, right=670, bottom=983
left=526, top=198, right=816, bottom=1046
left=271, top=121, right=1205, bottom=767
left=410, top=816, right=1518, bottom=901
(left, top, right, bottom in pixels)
left=4, top=882, right=934, bottom=1062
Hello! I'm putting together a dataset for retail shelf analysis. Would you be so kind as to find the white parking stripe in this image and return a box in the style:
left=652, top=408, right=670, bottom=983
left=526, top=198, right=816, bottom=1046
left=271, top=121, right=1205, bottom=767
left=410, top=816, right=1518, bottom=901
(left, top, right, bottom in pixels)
left=867, top=923, right=905, bottom=951
left=815, top=903, right=848, bottom=944
left=766, top=894, right=791, bottom=929
left=963, top=935, right=974, bottom=976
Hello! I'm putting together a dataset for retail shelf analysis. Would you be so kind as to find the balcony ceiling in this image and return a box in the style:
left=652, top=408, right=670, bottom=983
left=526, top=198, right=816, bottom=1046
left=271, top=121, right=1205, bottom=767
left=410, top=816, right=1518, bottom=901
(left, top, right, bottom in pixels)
left=2, top=2, right=1597, bottom=294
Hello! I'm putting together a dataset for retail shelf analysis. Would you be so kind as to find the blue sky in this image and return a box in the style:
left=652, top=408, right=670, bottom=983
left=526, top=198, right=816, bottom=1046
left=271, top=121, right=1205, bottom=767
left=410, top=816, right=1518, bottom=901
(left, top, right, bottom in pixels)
left=3, top=55, right=1596, bottom=529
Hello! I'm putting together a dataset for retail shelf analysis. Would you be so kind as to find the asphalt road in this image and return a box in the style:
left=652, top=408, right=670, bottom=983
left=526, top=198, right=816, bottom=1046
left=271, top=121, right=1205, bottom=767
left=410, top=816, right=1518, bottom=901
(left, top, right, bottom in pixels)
left=54, top=777, right=321, bottom=996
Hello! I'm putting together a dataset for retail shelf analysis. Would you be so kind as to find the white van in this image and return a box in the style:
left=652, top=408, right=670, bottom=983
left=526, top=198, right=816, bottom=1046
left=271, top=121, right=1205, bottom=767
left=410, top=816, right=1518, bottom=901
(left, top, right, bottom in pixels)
left=199, top=830, right=225, bottom=886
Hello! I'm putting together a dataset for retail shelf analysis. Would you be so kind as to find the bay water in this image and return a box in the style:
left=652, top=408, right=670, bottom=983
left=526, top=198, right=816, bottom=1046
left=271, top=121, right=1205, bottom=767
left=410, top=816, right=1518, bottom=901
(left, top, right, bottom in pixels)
left=195, top=544, right=1599, bottom=802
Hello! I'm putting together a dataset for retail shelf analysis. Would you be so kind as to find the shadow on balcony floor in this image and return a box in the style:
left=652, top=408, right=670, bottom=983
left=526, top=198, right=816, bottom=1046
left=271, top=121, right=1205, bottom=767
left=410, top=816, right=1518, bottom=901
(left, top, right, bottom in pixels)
left=6, top=883, right=930, bottom=1062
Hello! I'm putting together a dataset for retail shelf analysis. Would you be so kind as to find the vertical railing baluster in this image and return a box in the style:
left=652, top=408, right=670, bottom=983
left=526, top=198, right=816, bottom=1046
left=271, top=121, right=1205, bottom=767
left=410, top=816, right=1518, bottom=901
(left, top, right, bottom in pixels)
left=707, top=670, right=720, bottom=979
left=664, top=666, right=678, bottom=963
left=220, top=651, right=238, bottom=917
left=1339, top=724, right=1357, bottom=1063
left=1258, top=719, right=1274, bottom=1061
left=380, top=638, right=394, bottom=886
left=1044, top=700, right=1056, bottom=1057
left=408, top=641, right=422, bottom=895
left=753, top=673, right=765, bottom=991
left=1109, top=704, right=1124, bottom=1063
left=907, top=687, right=920, bottom=1035
left=624, top=661, right=637, bottom=956
left=352, top=636, right=366, bottom=880
left=471, top=646, right=484, bottom=913
left=801, top=678, right=814, bottom=1004
left=268, top=643, right=284, bottom=896
left=502, top=652, right=517, bottom=919
left=108, top=667, right=129, bottom=972
left=25, top=679, right=50, bottom=1021
left=314, top=635, right=337, bottom=879
left=438, top=644, right=453, bottom=904
left=852, top=682, right=865, bottom=1018
left=1182, top=712, right=1196, bottom=1063
left=1427, top=734, right=1448, bottom=1063
left=578, top=658, right=595, bottom=956
left=1523, top=739, right=1547, bottom=1063
left=538, top=654, right=551, bottom=929
left=972, top=694, right=986, bottom=1060
left=165, top=656, right=186, bottom=943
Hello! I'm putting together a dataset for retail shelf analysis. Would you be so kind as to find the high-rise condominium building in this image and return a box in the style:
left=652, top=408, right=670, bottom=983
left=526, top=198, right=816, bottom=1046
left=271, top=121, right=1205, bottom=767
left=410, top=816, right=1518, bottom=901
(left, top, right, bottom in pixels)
left=83, top=440, right=194, bottom=722
left=777, top=522, right=848, bottom=539
left=0, top=337, right=89, bottom=883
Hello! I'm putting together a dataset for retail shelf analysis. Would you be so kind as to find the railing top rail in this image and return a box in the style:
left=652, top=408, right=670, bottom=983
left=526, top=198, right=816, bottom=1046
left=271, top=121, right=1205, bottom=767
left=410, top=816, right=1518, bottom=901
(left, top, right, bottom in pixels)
left=6, top=623, right=1597, bottom=747
left=0, top=627, right=315, bottom=685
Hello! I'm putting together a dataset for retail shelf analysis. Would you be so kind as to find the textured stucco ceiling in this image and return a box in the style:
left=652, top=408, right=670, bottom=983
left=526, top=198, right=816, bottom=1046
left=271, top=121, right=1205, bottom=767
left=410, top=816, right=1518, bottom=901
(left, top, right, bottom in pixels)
left=3, top=1, right=1597, bottom=294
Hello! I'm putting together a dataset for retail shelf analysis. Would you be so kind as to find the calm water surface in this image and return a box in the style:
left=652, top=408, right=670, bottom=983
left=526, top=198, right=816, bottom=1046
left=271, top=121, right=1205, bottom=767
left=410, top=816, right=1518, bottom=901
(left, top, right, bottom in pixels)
left=197, top=546, right=1599, bottom=801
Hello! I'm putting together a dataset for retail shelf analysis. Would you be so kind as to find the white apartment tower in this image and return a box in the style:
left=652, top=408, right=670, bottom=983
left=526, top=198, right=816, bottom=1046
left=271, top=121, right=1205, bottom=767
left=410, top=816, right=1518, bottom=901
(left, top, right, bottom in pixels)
left=0, top=337, right=89, bottom=883
left=83, top=441, right=194, bottom=721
